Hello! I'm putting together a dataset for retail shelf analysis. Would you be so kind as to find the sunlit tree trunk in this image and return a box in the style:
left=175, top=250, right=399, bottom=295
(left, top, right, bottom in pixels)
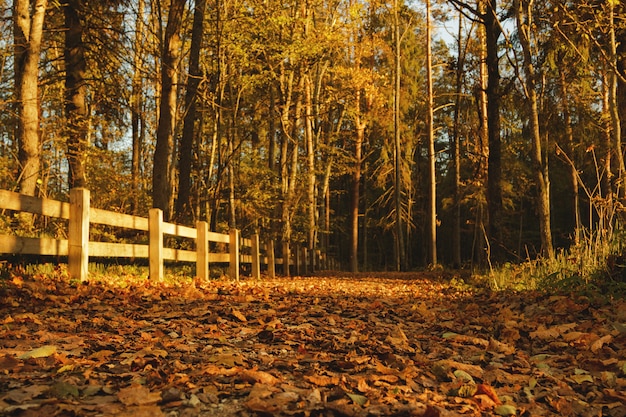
left=608, top=0, right=625, bottom=197
left=350, top=90, right=366, bottom=273
left=153, top=0, right=185, bottom=220
left=65, top=0, right=88, bottom=189
left=14, top=0, right=47, bottom=199
left=393, top=0, right=405, bottom=271
left=515, top=0, right=554, bottom=259
left=476, top=0, right=489, bottom=268
left=426, top=0, right=437, bottom=266
left=278, top=64, right=296, bottom=276
left=305, top=74, right=317, bottom=270
left=131, top=0, right=145, bottom=215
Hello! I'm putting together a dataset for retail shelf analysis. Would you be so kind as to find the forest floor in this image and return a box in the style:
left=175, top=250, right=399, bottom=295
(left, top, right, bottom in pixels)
left=0, top=270, right=625, bottom=417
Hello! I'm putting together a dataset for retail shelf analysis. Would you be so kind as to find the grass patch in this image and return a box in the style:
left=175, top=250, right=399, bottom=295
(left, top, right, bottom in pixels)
left=479, top=228, right=626, bottom=299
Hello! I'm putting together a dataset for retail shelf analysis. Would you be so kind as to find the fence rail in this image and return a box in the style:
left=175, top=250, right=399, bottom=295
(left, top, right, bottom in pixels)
left=0, top=188, right=331, bottom=281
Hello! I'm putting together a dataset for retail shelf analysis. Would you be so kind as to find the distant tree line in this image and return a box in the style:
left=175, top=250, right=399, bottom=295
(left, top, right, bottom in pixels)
left=2, top=0, right=626, bottom=271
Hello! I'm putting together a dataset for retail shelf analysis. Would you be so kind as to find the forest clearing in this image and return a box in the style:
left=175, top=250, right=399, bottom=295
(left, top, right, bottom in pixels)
left=0, top=271, right=624, bottom=417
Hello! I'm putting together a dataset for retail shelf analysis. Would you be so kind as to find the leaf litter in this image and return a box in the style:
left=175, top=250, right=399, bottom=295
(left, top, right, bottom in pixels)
left=0, top=271, right=624, bottom=416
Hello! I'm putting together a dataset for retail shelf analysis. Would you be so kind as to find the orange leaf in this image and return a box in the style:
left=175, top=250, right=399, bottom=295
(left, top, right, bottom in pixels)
left=476, top=384, right=501, bottom=405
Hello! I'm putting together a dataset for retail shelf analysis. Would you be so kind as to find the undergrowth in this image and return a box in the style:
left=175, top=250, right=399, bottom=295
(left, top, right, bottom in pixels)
left=481, top=228, right=626, bottom=299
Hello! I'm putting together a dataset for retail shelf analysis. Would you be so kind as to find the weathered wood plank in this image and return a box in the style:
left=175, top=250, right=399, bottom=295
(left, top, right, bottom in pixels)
left=207, top=231, right=230, bottom=244
left=68, top=188, right=89, bottom=282
left=90, top=207, right=149, bottom=231
left=89, top=241, right=149, bottom=258
left=162, top=222, right=197, bottom=239
left=0, top=235, right=68, bottom=256
left=163, top=248, right=196, bottom=262
left=0, top=189, right=70, bottom=219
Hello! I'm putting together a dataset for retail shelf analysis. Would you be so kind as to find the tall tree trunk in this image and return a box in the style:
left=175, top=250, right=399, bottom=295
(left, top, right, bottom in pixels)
left=304, top=74, right=317, bottom=269
left=350, top=90, right=365, bottom=273
left=426, top=0, right=437, bottom=266
left=393, top=0, right=405, bottom=271
left=515, top=0, right=554, bottom=258
left=452, top=10, right=465, bottom=268
left=153, top=0, right=185, bottom=220
left=14, top=0, right=47, bottom=198
left=484, top=0, right=503, bottom=262
left=558, top=66, right=580, bottom=244
left=64, top=0, right=88, bottom=189
left=608, top=1, right=625, bottom=197
left=475, top=0, right=490, bottom=268
left=131, top=0, right=145, bottom=215
left=176, top=0, right=207, bottom=222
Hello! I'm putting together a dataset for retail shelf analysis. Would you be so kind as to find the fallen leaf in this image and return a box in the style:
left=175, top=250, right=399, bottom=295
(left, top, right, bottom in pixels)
left=494, top=404, right=517, bottom=416
left=590, top=334, right=612, bottom=353
left=117, top=384, right=162, bottom=406
left=347, top=393, right=368, bottom=406
left=18, top=345, right=57, bottom=359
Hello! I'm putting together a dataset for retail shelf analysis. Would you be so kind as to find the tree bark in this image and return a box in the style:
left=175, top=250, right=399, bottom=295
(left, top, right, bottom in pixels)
left=153, top=0, right=185, bottom=220
left=350, top=90, right=366, bottom=273
left=64, top=0, right=88, bottom=189
left=14, top=0, right=47, bottom=198
left=393, top=0, right=405, bottom=271
left=304, top=74, right=317, bottom=269
left=176, top=0, right=207, bottom=222
left=131, top=0, right=145, bottom=215
left=484, top=0, right=504, bottom=262
left=426, top=0, right=437, bottom=266
left=558, top=66, right=580, bottom=244
left=515, top=0, right=554, bottom=258
left=451, top=10, right=465, bottom=268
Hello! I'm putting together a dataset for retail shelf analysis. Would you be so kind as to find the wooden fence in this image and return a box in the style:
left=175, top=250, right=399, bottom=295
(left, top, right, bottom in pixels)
left=0, top=188, right=331, bottom=281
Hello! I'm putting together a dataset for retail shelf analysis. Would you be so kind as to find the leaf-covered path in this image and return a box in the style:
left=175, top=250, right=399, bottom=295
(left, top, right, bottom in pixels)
left=0, top=272, right=625, bottom=416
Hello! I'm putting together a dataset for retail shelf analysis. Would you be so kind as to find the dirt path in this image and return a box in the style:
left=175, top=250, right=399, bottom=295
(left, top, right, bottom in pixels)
left=0, top=272, right=624, bottom=416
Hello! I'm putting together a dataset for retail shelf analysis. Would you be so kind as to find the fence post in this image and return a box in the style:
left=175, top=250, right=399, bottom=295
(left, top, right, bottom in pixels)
left=301, top=247, right=308, bottom=275
left=68, top=188, right=89, bottom=282
left=149, top=208, right=164, bottom=281
left=294, top=244, right=301, bottom=275
left=283, top=241, right=290, bottom=277
left=251, top=233, right=261, bottom=280
left=197, top=221, right=209, bottom=281
left=266, top=239, right=275, bottom=279
left=229, top=229, right=240, bottom=281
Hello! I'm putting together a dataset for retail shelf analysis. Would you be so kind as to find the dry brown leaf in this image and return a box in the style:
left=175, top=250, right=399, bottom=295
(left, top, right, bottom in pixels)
left=240, top=369, right=280, bottom=385
left=117, top=385, right=162, bottom=406
left=590, top=334, right=613, bottom=353
left=304, top=374, right=341, bottom=386
left=115, top=405, right=165, bottom=417
left=529, top=323, right=577, bottom=340
left=231, top=308, right=247, bottom=322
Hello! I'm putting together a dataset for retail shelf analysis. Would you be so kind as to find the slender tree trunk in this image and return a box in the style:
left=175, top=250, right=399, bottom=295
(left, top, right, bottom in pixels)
left=426, top=0, right=437, bottom=266
left=305, top=74, right=316, bottom=267
left=558, top=66, right=580, bottom=244
left=176, top=0, right=207, bottom=222
left=14, top=0, right=47, bottom=198
left=278, top=64, right=296, bottom=276
left=484, top=0, right=503, bottom=262
left=350, top=90, right=366, bottom=273
left=475, top=0, right=489, bottom=268
left=65, top=0, right=88, bottom=189
left=131, top=0, right=145, bottom=214
left=608, top=1, right=625, bottom=197
left=452, top=10, right=465, bottom=268
left=393, top=0, right=405, bottom=271
left=153, top=0, right=185, bottom=220
left=515, top=0, right=554, bottom=258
